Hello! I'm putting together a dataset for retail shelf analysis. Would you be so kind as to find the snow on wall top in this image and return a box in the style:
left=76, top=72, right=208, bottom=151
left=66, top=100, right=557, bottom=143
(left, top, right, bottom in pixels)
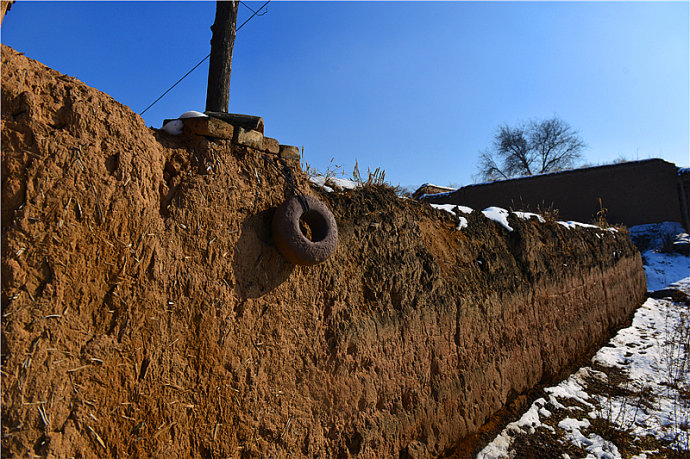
left=310, top=176, right=617, bottom=235
left=432, top=204, right=613, bottom=234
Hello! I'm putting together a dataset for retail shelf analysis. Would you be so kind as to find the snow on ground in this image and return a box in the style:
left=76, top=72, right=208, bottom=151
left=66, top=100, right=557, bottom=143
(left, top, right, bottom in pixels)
left=630, top=222, right=690, bottom=291
left=479, top=285, right=690, bottom=458
left=478, top=223, right=690, bottom=458
left=307, top=178, right=689, bottom=455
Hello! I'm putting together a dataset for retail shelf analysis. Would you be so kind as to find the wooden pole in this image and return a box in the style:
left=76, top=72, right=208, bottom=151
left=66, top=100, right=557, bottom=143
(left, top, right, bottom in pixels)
left=205, top=1, right=238, bottom=113
left=1, top=0, right=15, bottom=26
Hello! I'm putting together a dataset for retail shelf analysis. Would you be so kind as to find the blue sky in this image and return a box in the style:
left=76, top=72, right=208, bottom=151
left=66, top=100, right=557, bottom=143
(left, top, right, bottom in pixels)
left=2, top=1, right=688, bottom=189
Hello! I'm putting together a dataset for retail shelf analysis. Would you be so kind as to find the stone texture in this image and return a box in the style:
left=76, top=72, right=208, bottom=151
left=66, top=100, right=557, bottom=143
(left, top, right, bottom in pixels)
left=235, top=127, right=263, bottom=150
left=262, top=136, right=279, bottom=154
left=181, top=116, right=234, bottom=139
left=403, top=440, right=429, bottom=459
left=205, top=112, right=264, bottom=134
left=279, top=144, right=300, bottom=162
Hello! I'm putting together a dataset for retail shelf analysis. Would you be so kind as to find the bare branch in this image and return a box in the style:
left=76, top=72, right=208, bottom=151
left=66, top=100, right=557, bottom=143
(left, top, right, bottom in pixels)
left=529, top=117, right=585, bottom=174
left=477, top=150, right=509, bottom=182
left=476, top=116, right=585, bottom=181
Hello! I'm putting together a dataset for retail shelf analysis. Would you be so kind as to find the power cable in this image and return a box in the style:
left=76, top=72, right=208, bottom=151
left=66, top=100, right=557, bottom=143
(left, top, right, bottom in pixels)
left=239, top=1, right=268, bottom=20
left=140, top=0, right=271, bottom=116
left=236, top=0, right=271, bottom=31
left=140, top=54, right=211, bottom=116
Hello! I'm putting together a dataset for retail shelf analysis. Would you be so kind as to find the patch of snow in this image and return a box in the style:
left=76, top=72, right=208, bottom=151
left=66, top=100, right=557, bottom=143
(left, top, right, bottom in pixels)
left=431, top=204, right=617, bottom=235
left=513, top=211, right=545, bottom=223
left=629, top=222, right=686, bottom=247
left=557, top=220, right=619, bottom=234
left=430, top=204, right=472, bottom=230
left=161, top=111, right=208, bottom=135
left=558, top=221, right=599, bottom=230
left=476, top=433, right=514, bottom=459
left=589, top=286, right=690, bottom=448
left=560, top=422, right=620, bottom=459
left=179, top=110, right=208, bottom=119
left=481, top=257, right=690, bottom=457
left=558, top=416, right=590, bottom=432
left=308, top=176, right=327, bottom=187
left=161, top=119, right=183, bottom=135
left=330, top=177, right=358, bottom=189
left=675, top=232, right=690, bottom=245
left=482, top=207, right=513, bottom=232
left=629, top=222, right=690, bottom=291
left=309, top=176, right=359, bottom=191
left=431, top=204, right=460, bottom=215
left=458, top=217, right=468, bottom=230
left=478, top=399, right=548, bottom=458
left=544, top=369, right=595, bottom=411
left=428, top=202, right=625, bottom=236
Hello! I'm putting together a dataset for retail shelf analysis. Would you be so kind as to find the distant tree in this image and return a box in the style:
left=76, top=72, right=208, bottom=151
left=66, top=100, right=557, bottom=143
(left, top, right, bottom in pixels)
left=476, top=116, right=586, bottom=182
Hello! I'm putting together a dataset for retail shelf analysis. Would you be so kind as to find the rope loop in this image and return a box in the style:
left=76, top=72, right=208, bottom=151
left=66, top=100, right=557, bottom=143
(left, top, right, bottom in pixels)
left=263, top=154, right=310, bottom=213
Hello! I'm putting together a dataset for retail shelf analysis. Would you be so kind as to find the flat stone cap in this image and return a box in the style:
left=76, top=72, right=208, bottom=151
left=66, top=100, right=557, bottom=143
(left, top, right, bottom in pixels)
left=181, top=117, right=234, bottom=139
left=205, top=112, right=264, bottom=134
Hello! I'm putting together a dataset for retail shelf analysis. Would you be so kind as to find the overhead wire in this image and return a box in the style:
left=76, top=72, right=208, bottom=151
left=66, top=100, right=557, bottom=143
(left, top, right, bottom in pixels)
left=239, top=1, right=268, bottom=21
left=140, top=0, right=271, bottom=116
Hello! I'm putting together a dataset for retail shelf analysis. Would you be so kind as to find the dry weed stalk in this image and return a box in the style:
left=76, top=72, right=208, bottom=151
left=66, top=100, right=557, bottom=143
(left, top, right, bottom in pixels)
left=304, top=157, right=344, bottom=182
left=660, top=299, right=690, bottom=450
left=352, top=161, right=387, bottom=187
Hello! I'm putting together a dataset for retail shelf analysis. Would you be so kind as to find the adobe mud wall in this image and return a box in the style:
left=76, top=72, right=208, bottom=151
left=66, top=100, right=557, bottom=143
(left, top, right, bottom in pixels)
left=1, top=45, right=647, bottom=458
left=422, top=159, right=689, bottom=231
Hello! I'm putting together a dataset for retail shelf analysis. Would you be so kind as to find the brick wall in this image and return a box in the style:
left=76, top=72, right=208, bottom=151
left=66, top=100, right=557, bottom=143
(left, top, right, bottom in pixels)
left=422, top=158, right=689, bottom=230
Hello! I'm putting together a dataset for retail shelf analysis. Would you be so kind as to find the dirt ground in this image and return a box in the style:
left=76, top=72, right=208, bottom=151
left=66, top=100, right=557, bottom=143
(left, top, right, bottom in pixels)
left=1, top=45, right=647, bottom=458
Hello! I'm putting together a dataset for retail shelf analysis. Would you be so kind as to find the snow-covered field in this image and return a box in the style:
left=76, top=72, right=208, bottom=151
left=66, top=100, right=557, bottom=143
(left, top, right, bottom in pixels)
left=479, top=222, right=690, bottom=458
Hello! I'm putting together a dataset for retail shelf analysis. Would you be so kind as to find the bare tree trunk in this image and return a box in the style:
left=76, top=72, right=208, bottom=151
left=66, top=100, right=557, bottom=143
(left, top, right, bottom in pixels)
left=206, top=1, right=238, bottom=113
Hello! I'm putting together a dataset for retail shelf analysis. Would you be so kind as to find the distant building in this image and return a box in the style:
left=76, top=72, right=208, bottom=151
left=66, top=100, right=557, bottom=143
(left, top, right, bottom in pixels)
left=411, top=184, right=456, bottom=200
left=418, top=158, right=690, bottom=231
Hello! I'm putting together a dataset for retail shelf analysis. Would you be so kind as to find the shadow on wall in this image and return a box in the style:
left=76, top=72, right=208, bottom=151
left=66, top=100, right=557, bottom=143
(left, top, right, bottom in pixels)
left=231, top=208, right=294, bottom=299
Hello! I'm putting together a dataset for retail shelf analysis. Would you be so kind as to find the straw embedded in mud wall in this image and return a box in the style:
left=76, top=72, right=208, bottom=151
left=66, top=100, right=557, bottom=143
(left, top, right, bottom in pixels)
left=1, top=45, right=647, bottom=458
